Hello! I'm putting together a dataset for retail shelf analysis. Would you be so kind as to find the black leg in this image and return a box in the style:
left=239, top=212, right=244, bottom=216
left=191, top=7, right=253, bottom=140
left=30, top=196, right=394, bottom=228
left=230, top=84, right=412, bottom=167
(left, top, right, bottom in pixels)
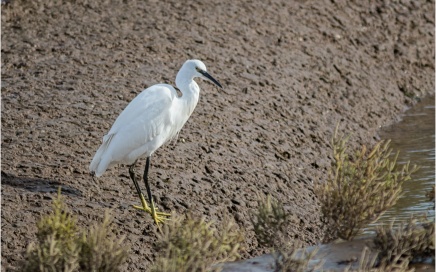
left=143, top=156, right=154, bottom=205
left=129, top=157, right=169, bottom=225
left=129, top=160, right=144, bottom=202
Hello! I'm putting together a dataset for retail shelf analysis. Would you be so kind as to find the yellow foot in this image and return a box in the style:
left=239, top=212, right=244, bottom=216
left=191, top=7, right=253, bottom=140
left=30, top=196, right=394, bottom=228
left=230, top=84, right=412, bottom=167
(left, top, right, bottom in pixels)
left=132, top=194, right=171, bottom=225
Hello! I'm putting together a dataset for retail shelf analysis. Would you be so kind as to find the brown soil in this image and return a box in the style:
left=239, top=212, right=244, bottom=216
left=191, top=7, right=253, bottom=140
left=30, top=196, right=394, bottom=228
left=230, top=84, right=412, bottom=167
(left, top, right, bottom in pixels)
left=1, top=0, right=434, bottom=270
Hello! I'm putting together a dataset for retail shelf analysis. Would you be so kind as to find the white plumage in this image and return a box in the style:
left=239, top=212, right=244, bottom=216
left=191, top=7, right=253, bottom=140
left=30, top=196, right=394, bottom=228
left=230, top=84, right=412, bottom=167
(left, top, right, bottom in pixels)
left=89, top=59, right=222, bottom=224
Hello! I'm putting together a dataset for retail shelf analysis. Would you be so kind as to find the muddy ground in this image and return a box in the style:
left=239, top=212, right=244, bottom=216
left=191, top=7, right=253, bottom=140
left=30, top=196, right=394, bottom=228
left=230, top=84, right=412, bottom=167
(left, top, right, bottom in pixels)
left=1, top=0, right=434, bottom=270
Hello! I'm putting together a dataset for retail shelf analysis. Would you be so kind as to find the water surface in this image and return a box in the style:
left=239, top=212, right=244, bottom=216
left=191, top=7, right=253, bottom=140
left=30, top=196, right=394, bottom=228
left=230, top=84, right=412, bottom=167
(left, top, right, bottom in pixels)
left=364, top=95, right=435, bottom=234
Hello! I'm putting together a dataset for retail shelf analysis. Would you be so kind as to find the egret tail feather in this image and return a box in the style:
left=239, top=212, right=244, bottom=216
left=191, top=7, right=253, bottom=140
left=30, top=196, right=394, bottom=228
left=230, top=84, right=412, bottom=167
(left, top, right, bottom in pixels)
left=89, top=134, right=115, bottom=176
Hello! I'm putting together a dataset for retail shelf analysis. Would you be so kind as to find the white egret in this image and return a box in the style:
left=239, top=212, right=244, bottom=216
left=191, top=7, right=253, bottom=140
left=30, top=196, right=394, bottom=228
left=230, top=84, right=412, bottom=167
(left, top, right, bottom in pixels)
left=89, top=59, right=222, bottom=225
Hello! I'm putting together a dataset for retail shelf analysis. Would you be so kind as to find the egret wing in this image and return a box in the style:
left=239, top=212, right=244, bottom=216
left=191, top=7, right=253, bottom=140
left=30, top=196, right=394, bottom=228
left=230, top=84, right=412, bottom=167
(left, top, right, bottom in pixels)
left=107, top=84, right=176, bottom=136
left=90, top=84, right=178, bottom=175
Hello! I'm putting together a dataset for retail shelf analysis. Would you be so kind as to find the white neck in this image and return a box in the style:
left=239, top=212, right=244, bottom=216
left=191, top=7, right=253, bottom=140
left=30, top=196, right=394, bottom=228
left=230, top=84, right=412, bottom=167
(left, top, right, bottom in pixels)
left=175, top=70, right=200, bottom=117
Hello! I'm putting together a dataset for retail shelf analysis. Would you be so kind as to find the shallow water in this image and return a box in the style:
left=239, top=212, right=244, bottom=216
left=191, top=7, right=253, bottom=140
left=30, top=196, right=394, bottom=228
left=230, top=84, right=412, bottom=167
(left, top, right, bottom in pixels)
left=363, top=95, right=435, bottom=234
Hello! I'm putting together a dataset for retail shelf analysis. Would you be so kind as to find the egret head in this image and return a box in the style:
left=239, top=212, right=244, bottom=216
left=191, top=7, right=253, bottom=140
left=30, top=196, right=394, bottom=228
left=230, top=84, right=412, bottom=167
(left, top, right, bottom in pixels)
left=183, top=59, right=223, bottom=89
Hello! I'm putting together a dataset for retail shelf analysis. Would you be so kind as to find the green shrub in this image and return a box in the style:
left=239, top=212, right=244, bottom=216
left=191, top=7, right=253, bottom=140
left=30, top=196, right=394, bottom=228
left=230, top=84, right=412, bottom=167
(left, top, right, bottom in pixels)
left=23, top=190, right=81, bottom=272
left=22, top=189, right=128, bottom=272
left=346, top=216, right=434, bottom=272
left=251, top=194, right=318, bottom=272
left=316, top=129, right=418, bottom=240
left=78, top=212, right=128, bottom=272
left=373, top=216, right=434, bottom=267
left=344, top=247, right=412, bottom=272
left=152, top=213, right=244, bottom=272
left=251, top=194, right=288, bottom=249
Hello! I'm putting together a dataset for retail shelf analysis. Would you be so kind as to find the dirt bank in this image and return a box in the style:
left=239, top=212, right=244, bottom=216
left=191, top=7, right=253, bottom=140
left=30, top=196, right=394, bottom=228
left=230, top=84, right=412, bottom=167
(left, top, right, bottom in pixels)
left=1, top=0, right=434, bottom=270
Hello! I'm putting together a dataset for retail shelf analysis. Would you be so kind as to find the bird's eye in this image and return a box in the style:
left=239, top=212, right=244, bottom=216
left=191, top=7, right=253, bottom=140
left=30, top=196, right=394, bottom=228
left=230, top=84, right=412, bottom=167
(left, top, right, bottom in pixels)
left=195, top=67, right=201, bottom=72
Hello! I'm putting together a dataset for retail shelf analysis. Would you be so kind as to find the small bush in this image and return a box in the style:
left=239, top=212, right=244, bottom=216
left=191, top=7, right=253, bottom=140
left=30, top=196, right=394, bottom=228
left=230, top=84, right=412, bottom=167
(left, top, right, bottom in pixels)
left=373, top=216, right=435, bottom=267
left=346, top=216, right=435, bottom=272
left=274, top=242, right=319, bottom=272
left=251, top=194, right=318, bottom=272
left=22, top=189, right=128, bottom=272
left=251, top=194, right=288, bottom=249
left=23, top=190, right=81, bottom=272
left=78, top=212, right=129, bottom=272
left=344, top=247, right=412, bottom=272
left=316, top=129, right=418, bottom=240
left=35, top=192, right=78, bottom=245
left=152, top=213, right=244, bottom=272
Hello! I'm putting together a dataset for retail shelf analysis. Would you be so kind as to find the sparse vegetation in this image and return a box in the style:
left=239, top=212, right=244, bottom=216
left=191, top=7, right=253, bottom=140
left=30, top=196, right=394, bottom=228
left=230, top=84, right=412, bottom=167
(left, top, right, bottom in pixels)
left=78, top=212, right=129, bottom=272
left=344, top=247, right=412, bottom=272
left=22, top=189, right=128, bottom=272
left=251, top=194, right=288, bottom=249
left=316, top=128, right=418, bottom=240
left=152, top=213, right=244, bottom=272
left=251, top=194, right=319, bottom=272
left=274, top=243, right=319, bottom=272
left=343, top=216, right=434, bottom=272
left=373, top=216, right=434, bottom=267
left=20, top=128, right=432, bottom=272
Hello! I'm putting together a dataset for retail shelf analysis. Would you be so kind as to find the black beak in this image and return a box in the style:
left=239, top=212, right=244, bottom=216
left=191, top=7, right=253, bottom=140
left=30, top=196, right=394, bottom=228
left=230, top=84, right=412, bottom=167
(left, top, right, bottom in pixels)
left=199, top=70, right=223, bottom=89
